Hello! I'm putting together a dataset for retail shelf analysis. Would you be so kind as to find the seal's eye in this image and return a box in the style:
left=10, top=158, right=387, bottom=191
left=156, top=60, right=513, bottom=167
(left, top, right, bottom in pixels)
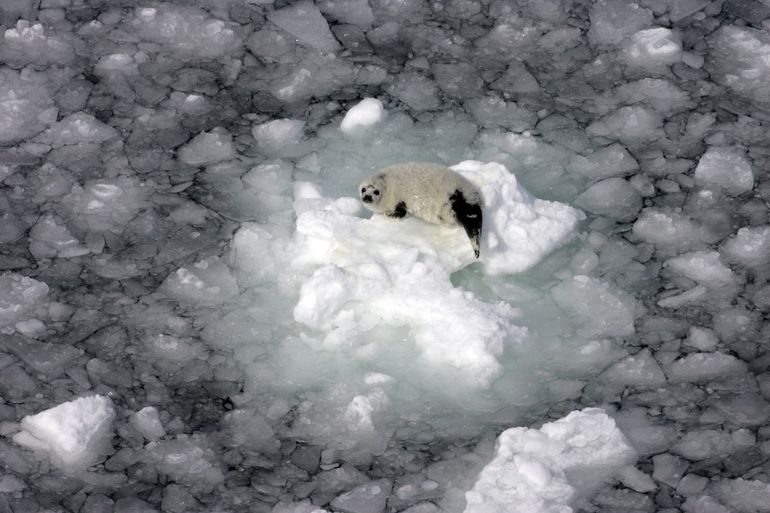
left=361, top=187, right=366, bottom=194
left=374, top=190, right=380, bottom=196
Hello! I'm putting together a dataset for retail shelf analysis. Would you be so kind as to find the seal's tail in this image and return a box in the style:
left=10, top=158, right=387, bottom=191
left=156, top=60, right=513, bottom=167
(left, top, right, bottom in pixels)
left=450, top=190, right=483, bottom=259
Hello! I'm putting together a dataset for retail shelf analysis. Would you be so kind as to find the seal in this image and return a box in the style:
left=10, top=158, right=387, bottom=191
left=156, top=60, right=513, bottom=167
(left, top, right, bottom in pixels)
left=359, top=162, right=483, bottom=258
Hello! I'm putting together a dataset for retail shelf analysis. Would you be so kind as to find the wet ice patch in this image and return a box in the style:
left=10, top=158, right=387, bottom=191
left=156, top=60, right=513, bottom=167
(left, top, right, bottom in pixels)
left=12, top=395, right=115, bottom=471
left=463, top=408, right=636, bottom=513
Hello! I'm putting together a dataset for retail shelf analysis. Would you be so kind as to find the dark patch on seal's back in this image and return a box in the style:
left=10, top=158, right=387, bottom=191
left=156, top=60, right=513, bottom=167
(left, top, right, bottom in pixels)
left=387, top=201, right=408, bottom=218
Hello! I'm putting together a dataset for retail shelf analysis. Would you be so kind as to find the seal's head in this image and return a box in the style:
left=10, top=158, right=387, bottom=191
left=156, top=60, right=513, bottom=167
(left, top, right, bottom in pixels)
left=358, top=174, right=386, bottom=211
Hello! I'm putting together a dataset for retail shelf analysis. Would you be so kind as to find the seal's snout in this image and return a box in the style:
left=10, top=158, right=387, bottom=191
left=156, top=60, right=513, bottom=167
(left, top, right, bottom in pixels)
left=362, top=194, right=373, bottom=203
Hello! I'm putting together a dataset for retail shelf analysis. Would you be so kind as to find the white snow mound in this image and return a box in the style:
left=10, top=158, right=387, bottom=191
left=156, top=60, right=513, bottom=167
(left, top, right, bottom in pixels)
left=463, top=408, right=637, bottom=513
left=13, top=395, right=115, bottom=471
left=288, top=161, right=581, bottom=388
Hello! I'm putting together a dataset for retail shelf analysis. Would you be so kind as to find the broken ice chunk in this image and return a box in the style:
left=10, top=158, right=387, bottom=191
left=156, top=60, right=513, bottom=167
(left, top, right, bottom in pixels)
left=12, top=395, right=115, bottom=471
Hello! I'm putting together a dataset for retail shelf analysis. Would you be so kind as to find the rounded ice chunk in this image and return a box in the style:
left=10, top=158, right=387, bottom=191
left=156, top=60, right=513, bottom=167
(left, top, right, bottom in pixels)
left=665, top=353, right=748, bottom=384
left=632, top=208, right=708, bottom=252
left=601, top=349, right=666, bottom=388
left=694, top=147, right=754, bottom=195
left=588, top=0, right=653, bottom=46
left=28, top=214, right=89, bottom=260
left=130, top=407, right=165, bottom=441
left=665, top=251, right=737, bottom=290
left=251, top=119, right=310, bottom=157
left=178, top=127, right=237, bottom=166
left=622, top=28, right=682, bottom=71
left=574, top=177, right=642, bottom=222
left=0, top=272, right=49, bottom=327
left=267, top=0, right=341, bottom=54
left=587, top=106, right=663, bottom=146
left=551, top=275, right=636, bottom=338
left=0, top=20, right=75, bottom=66
left=721, top=225, right=770, bottom=267
left=126, top=5, right=242, bottom=58
left=709, top=26, right=770, bottom=104
left=12, top=395, right=115, bottom=471
left=38, top=112, right=118, bottom=147
left=161, top=257, right=239, bottom=305
left=0, top=68, right=56, bottom=144
left=340, top=98, right=385, bottom=135
left=567, top=143, right=639, bottom=179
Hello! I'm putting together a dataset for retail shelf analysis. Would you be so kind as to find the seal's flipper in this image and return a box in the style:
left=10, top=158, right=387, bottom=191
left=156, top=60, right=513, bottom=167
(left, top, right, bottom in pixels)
left=387, top=201, right=408, bottom=218
left=450, top=190, right=482, bottom=258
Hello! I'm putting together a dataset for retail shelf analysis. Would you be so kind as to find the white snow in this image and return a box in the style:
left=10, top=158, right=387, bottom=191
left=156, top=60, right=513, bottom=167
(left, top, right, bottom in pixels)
left=453, top=161, right=584, bottom=275
left=463, top=408, right=636, bottom=513
left=12, top=395, right=115, bottom=471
